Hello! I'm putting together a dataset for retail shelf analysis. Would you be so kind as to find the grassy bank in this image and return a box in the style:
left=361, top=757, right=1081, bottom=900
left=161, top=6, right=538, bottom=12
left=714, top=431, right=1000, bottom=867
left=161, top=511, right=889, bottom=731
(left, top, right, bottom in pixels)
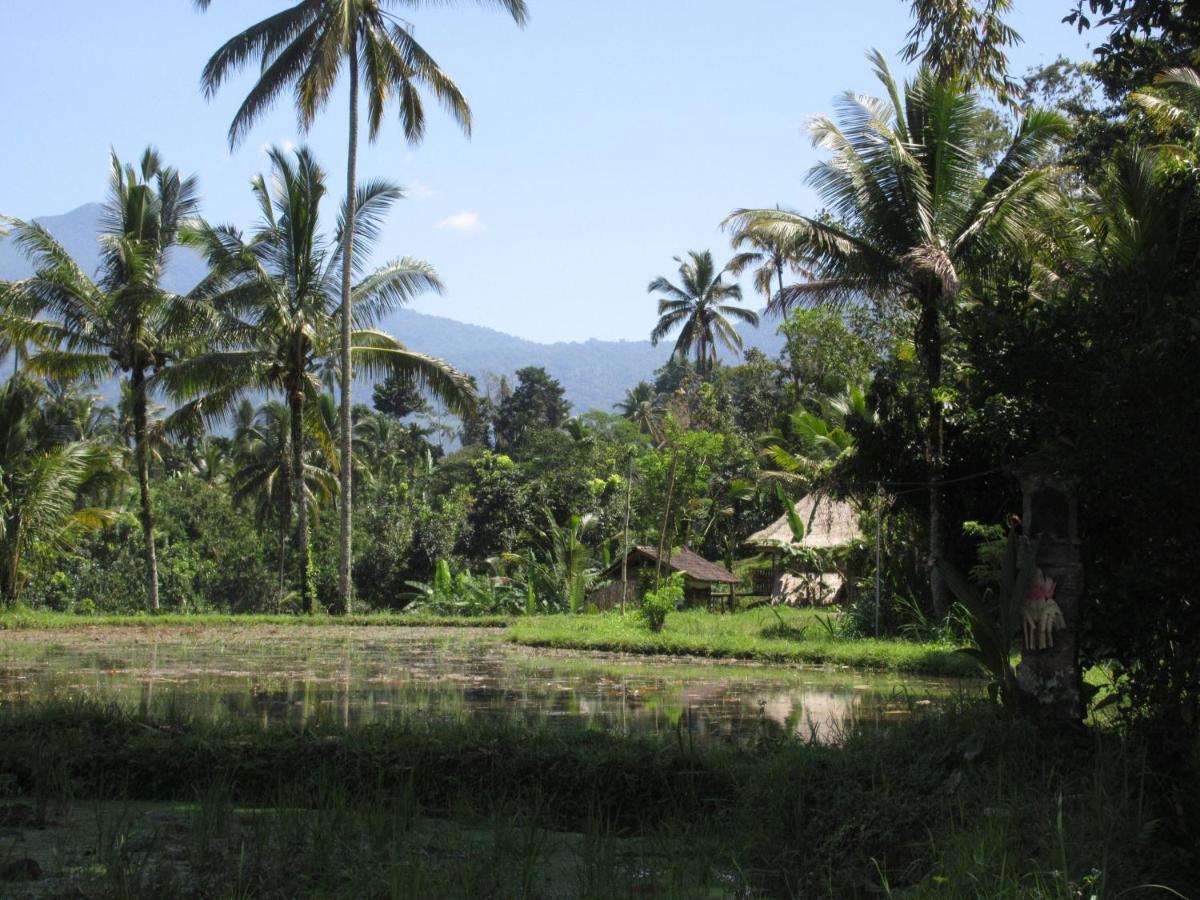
left=0, top=609, right=512, bottom=631
left=511, top=607, right=979, bottom=677
left=0, top=607, right=981, bottom=677
left=0, top=700, right=1193, bottom=898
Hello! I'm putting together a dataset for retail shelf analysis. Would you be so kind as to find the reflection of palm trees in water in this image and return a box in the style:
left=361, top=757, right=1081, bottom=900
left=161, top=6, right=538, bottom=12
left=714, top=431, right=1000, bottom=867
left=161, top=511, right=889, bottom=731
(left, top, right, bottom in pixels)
left=11, top=632, right=936, bottom=743
left=759, top=690, right=863, bottom=743
left=138, top=639, right=158, bottom=716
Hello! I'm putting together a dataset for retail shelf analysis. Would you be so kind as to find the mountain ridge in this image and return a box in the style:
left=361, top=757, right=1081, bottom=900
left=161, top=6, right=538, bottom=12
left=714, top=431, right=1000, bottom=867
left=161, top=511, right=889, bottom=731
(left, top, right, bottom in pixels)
left=0, top=203, right=784, bottom=413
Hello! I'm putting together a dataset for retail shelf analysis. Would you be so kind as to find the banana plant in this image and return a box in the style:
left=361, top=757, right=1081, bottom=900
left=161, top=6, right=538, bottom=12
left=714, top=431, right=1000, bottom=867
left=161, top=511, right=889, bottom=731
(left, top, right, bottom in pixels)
left=524, top=510, right=599, bottom=613
left=404, top=558, right=525, bottom=617
left=938, top=527, right=1041, bottom=714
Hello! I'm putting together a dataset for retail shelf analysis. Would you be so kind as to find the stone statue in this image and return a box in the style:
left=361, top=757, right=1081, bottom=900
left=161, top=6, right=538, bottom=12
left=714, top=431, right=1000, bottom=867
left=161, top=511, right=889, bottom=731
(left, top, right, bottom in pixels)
left=1022, top=568, right=1065, bottom=650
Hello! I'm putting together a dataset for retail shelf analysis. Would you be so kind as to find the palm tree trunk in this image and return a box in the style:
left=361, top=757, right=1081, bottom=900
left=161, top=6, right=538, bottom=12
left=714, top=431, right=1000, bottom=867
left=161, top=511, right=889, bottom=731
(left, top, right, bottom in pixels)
left=4, top=520, right=22, bottom=607
left=131, top=368, right=160, bottom=612
left=278, top=516, right=287, bottom=603
left=621, top=455, right=632, bottom=615
left=291, top=393, right=312, bottom=613
left=337, top=40, right=360, bottom=615
left=918, top=301, right=948, bottom=618
left=277, top=484, right=290, bottom=606
left=654, top=448, right=678, bottom=590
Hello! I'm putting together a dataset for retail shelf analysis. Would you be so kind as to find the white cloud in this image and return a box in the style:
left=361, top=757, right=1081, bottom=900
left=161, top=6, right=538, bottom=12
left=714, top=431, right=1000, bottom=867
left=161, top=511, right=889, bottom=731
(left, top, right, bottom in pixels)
left=436, top=211, right=484, bottom=233
left=259, top=139, right=296, bottom=156
left=407, top=179, right=436, bottom=201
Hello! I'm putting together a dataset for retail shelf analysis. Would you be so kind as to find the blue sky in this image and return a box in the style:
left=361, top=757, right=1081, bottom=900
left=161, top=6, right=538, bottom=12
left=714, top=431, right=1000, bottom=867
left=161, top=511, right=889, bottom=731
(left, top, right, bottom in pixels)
left=0, top=2, right=1094, bottom=343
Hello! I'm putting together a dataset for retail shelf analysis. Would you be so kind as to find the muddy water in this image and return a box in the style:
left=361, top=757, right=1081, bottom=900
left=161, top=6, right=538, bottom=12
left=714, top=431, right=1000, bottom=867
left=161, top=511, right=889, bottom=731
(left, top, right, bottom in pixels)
left=0, top=626, right=958, bottom=744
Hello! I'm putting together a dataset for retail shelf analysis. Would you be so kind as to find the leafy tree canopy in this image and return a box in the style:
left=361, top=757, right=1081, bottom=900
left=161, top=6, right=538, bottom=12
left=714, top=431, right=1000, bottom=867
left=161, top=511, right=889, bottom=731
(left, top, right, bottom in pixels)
left=494, top=366, right=571, bottom=450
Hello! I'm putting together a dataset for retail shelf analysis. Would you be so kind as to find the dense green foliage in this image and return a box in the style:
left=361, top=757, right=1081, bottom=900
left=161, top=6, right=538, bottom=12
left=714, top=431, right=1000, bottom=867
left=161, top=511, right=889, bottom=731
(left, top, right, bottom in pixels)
left=638, top=572, right=681, bottom=632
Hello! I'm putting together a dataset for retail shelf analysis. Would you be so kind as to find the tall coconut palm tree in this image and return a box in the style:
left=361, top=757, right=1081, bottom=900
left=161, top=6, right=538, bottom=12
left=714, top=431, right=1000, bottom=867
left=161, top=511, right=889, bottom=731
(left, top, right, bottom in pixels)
left=726, top=209, right=809, bottom=305
left=725, top=52, right=1068, bottom=614
left=162, top=146, right=473, bottom=611
left=3, top=149, right=205, bottom=611
left=194, top=0, right=527, bottom=613
left=0, top=377, right=119, bottom=606
left=648, top=251, right=760, bottom=376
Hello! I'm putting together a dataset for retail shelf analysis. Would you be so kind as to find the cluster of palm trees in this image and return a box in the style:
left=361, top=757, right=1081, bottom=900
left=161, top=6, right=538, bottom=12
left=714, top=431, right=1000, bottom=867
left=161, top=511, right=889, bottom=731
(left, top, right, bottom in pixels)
left=0, top=145, right=476, bottom=611
left=4, top=3, right=1189, bottom=620
left=0, top=0, right=532, bottom=614
left=0, top=0, right=529, bottom=611
left=192, top=0, right=527, bottom=610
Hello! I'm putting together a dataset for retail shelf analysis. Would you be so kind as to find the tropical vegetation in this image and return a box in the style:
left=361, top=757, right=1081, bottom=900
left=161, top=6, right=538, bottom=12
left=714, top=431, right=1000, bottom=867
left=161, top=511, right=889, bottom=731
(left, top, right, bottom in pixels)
left=192, top=0, right=528, bottom=611
left=0, top=0, right=1198, bottom=895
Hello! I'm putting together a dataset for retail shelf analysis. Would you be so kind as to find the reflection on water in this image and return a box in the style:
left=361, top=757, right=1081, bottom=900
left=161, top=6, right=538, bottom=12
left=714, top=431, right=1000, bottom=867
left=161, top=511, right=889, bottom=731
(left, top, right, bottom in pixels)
left=0, top=626, right=956, bottom=744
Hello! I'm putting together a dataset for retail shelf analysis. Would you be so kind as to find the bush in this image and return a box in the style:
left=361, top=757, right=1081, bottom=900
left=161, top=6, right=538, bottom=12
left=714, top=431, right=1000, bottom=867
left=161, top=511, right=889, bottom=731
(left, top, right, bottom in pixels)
left=640, top=573, right=682, bottom=632
left=22, top=476, right=275, bottom=613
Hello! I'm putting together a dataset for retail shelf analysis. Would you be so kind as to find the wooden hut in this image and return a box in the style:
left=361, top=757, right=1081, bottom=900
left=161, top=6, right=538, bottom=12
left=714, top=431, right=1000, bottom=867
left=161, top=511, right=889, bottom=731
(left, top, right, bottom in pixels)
left=589, top=546, right=741, bottom=611
left=743, top=495, right=863, bottom=605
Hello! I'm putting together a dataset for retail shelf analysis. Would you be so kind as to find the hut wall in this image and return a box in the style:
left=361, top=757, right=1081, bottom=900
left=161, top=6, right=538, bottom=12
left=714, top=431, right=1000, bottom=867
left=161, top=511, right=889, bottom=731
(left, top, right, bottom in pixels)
left=588, top=581, right=635, bottom=612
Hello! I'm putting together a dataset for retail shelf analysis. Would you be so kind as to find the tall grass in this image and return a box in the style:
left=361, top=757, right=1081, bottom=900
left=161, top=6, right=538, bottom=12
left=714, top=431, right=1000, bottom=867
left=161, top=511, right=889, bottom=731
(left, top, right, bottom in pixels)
left=0, top=698, right=1192, bottom=897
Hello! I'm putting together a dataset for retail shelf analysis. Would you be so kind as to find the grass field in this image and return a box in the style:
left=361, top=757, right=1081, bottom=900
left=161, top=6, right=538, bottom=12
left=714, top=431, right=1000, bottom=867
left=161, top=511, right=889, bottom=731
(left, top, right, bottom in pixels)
left=509, top=607, right=980, bottom=677
left=0, top=606, right=981, bottom=677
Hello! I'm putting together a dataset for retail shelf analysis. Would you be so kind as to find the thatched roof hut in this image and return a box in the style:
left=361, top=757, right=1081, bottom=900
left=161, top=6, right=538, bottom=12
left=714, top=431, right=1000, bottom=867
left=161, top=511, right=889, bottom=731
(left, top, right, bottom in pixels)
left=591, top=545, right=740, bottom=610
left=745, top=495, right=862, bottom=551
left=602, top=546, right=740, bottom=585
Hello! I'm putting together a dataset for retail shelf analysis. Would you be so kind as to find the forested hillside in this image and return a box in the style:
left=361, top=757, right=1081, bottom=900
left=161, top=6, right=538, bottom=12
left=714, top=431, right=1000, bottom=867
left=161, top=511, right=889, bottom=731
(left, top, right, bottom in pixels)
left=0, top=203, right=782, bottom=413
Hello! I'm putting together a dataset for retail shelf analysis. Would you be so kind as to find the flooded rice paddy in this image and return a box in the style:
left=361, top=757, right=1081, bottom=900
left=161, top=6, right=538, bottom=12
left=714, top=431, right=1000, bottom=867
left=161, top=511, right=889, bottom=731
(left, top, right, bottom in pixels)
left=0, top=626, right=960, bottom=743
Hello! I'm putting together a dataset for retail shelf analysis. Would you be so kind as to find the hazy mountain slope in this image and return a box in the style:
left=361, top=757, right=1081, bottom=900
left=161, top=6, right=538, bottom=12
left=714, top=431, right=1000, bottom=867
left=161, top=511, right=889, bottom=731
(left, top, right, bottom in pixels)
left=1, top=203, right=785, bottom=413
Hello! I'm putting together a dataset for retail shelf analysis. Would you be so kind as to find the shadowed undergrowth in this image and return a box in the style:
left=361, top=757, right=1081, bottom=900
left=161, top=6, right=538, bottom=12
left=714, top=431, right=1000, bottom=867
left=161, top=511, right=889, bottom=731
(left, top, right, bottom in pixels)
left=0, top=699, right=1194, bottom=898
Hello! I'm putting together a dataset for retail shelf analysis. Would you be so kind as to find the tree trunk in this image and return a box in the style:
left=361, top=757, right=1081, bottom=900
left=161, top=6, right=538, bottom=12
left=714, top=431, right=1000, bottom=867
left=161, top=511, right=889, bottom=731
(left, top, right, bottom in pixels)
left=278, top=515, right=287, bottom=604
left=131, top=368, right=160, bottom=612
left=277, top=478, right=290, bottom=607
left=5, top=516, right=22, bottom=606
left=337, top=41, right=360, bottom=615
left=654, top=449, right=678, bottom=590
left=621, top=455, right=632, bottom=615
left=290, top=393, right=312, bottom=613
left=917, top=301, right=949, bottom=618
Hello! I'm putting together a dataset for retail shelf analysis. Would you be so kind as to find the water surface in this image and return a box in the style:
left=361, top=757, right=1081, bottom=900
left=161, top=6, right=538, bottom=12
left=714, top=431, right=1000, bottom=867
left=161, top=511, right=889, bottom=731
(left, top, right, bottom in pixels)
left=0, top=626, right=957, bottom=744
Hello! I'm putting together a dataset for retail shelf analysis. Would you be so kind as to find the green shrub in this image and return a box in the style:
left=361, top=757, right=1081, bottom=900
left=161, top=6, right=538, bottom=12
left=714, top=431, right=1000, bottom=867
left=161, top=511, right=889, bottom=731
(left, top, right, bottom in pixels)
left=22, top=477, right=275, bottom=614
left=640, top=573, right=683, bottom=632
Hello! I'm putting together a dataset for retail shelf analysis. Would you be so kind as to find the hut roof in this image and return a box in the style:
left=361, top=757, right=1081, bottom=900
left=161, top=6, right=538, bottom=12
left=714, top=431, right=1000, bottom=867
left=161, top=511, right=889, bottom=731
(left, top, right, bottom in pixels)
left=607, top=546, right=741, bottom=584
left=745, top=495, right=862, bottom=551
